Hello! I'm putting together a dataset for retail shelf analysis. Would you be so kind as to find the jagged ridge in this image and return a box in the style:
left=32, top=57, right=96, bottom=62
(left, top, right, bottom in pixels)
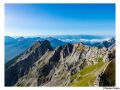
left=5, top=39, right=115, bottom=86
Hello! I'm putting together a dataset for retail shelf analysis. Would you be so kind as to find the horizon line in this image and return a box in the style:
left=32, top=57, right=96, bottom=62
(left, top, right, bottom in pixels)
left=5, top=34, right=115, bottom=37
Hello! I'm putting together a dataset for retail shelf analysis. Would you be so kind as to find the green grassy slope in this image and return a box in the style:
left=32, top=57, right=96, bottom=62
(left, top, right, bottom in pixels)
left=69, top=61, right=108, bottom=86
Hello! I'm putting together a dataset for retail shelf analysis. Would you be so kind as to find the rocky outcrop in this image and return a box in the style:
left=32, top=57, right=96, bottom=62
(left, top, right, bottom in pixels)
left=5, top=40, right=115, bottom=87
left=5, top=40, right=52, bottom=86
left=94, top=45, right=115, bottom=86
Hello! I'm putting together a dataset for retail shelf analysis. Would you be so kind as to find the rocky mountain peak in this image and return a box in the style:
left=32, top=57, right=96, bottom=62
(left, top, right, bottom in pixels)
left=5, top=40, right=53, bottom=86
left=29, top=40, right=52, bottom=51
left=62, top=43, right=73, bottom=57
left=5, top=39, right=115, bottom=87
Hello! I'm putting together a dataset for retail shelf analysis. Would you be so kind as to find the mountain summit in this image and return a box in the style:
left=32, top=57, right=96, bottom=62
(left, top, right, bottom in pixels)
left=5, top=40, right=52, bottom=86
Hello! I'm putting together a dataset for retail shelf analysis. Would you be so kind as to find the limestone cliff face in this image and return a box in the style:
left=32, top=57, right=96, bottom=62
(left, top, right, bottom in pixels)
left=5, top=40, right=115, bottom=86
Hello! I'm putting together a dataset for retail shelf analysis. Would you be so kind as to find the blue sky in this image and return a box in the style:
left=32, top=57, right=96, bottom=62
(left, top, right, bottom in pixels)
left=5, top=4, right=115, bottom=36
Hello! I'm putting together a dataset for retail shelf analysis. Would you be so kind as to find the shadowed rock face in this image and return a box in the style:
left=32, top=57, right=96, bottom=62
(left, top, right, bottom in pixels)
left=5, top=40, right=52, bottom=86
left=37, top=43, right=74, bottom=86
left=98, top=60, right=115, bottom=86
left=99, top=47, right=115, bottom=86
left=5, top=40, right=115, bottom=87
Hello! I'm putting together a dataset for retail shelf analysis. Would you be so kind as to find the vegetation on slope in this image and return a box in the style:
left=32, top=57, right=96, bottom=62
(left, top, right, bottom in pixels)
left=69, top=61, right=106, bottom=86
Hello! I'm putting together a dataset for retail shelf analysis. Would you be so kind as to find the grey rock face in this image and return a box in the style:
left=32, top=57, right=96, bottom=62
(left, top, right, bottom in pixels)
left=5, top=40, right=52, bottom=86
left=94, top=45, right=115, bottom=86
left=5, top=40, right=115, bottom=86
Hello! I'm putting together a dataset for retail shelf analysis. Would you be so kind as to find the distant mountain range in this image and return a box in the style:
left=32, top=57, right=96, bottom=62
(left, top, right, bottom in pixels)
left=5, top=35, right=115, bottom=63
left=54, top=35, right=107, bottom=42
